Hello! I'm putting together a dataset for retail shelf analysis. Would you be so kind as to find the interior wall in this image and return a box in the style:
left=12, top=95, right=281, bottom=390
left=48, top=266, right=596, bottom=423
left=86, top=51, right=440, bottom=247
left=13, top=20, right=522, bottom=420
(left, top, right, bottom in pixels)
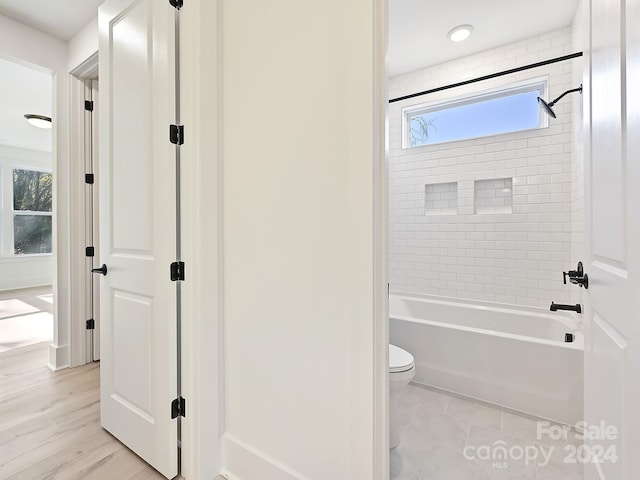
left=220, top=0, right=384, bottom=478
left=68, top=16, right=98, bottom=74
left=389, top=27, right=583, bottom=308
left=0, top=14, right=70, bottom=369
left=0, top=145, right=53, bottom=290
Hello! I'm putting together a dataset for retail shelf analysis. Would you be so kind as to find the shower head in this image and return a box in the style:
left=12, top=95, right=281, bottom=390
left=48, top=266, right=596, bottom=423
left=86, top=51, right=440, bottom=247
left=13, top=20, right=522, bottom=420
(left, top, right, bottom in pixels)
left=537, top=96, right=557, bottom=119
left=537, top=84, right=583, bottom=119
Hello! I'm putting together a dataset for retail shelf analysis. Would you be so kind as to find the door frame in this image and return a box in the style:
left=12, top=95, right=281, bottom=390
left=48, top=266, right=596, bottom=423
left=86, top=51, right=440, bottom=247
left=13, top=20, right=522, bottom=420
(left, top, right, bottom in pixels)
left=179, top=2, right=224, bottom=476
left=373, top=0, right=390, bottom=475
left=68, top=53, right=99, bottom=368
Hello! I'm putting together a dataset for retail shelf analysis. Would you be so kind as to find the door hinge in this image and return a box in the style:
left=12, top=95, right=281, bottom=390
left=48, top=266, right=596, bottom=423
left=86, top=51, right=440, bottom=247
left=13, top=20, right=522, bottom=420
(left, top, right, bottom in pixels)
left=169, top=0, right=183, bottom=9
left=170, top=261, right=185, bottom=281
left=84, top=100, right=94, bottom=112
left=169, top=124, right=184, bottom=145
left=171, top=397, right=185, bottom=418
left=86, top=319, right=95, bottom=330
left=85, top=173, right=94, bottom=184
left=86, top=246, right=95, bottom=257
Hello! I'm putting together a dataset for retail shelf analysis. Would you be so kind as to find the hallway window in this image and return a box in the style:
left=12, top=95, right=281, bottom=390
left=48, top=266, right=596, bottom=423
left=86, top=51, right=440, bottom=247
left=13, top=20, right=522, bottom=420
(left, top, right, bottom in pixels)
left=13, top=169, right=52, bottom=255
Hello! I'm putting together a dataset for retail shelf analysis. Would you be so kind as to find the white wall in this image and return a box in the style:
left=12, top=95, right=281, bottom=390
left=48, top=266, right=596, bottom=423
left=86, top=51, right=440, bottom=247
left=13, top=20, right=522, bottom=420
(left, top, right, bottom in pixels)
left=0, top=14, right=70, bottom=369
left=0, top=145, right=53, bottom=290
left=220, top=1, right=386, bottom=479
left=68, top=16, right=98, bottom=75
left=389, top=27, right=583, bottom=308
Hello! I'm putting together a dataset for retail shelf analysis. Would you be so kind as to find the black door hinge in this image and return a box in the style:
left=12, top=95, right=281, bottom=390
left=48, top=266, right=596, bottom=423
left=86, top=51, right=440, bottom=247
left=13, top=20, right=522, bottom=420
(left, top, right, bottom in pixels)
left=85, top=100, right=94, bottom=112
left=85, top=173, right=94, bottom=184
left=170, top=261, right=185, bottom=281
left=169, top=0, right=183, bottom=9
left=86, top=319, right=95, bottom=330
left=170, top=124, right=184, bottom=145
left=86, top=246, right=95, bottom=257
left=171, top=397, right=185, bottom=418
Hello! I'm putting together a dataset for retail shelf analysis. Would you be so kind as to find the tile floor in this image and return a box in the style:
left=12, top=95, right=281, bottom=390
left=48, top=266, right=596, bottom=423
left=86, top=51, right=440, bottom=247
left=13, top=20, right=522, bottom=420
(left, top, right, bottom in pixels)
left=0, top=286, right=53, bottom=354
left=392, top=383, right=583, bottom=480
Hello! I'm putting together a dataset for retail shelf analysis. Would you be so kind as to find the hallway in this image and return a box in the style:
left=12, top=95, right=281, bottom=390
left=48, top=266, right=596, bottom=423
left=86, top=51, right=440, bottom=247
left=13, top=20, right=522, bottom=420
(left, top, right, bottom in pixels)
left=0, top=343, right=166, bottom=479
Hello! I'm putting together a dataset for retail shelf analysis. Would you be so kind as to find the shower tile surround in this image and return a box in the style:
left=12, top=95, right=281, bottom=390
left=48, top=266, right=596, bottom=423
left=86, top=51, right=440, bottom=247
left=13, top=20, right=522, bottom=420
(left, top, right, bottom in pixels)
left=389, top=27, right=583, bottom=308
left=425, top=182, right=458, bottom=215
left=392, top=384, right=583, bottom=480
left=474, top=178, right=513, bottom=215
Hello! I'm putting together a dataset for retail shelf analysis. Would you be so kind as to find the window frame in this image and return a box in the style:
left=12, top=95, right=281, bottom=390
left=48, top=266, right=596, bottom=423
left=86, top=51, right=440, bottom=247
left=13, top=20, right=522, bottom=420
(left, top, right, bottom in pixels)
left=0, top=163, right=53, bottom=257
left=401, top=76, right=550, bottom=149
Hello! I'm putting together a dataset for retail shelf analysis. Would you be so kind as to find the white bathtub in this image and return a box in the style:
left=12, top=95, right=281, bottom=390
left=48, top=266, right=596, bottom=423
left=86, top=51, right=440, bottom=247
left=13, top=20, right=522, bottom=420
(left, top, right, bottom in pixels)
left=389, top=293, right=583, bottom=425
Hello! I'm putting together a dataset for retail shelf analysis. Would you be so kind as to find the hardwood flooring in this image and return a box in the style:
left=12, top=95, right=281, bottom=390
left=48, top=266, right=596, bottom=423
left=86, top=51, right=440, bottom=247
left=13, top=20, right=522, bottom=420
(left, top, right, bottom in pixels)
left=0, top=287, right=53, bottom=354
left=0, top=343, right=167, bottom=480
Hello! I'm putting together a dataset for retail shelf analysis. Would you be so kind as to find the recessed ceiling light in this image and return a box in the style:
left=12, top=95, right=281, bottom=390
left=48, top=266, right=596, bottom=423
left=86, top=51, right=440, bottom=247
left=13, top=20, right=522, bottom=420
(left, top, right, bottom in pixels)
left=448, top=24, right=474, bottom=42
left=24, top=114, right=52, bottom=129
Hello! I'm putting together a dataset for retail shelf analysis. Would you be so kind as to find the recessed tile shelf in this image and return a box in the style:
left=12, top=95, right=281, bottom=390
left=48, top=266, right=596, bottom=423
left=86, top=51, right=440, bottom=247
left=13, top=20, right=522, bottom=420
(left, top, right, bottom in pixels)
left=474, top=178, right=513, bottom=214
left=425, top=182, right=458, bottom=216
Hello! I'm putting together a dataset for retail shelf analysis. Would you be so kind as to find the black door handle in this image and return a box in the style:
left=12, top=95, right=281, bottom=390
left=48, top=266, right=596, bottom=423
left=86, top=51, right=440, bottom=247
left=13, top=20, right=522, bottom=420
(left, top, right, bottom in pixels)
left=91, top=264, right=108, bottom=276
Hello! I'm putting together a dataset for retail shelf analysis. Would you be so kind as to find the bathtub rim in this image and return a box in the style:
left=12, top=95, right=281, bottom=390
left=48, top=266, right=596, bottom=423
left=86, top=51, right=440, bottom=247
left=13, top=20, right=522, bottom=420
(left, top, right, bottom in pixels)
left=389, top=292, right=584, bottom=350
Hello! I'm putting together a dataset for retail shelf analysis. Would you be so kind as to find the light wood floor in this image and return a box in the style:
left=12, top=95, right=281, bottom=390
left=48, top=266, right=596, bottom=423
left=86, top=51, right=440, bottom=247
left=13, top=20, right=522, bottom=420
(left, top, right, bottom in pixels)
left=0, top=286, right=53, bottom=354
left=0, top=343, right=168, bottom=480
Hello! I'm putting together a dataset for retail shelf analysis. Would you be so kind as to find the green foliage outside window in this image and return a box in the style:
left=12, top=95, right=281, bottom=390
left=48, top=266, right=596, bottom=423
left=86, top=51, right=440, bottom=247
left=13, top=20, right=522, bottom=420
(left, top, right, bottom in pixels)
left=13, top=169, right=53, bottom=255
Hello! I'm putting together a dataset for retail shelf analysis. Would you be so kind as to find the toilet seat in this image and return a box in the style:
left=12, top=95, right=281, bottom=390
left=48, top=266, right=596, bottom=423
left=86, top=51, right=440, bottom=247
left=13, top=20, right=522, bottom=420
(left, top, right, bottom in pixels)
left=389, top=344, right=414, bottom=373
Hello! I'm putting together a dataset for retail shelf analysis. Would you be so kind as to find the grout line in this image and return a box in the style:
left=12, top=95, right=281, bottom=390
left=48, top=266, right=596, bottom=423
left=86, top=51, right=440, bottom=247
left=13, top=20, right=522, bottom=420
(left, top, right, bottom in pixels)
left=443, top=394, right=452, bottom=414
left=463, top=419, right=472, bottom=448
left=416, top=442, right=435, bottom=480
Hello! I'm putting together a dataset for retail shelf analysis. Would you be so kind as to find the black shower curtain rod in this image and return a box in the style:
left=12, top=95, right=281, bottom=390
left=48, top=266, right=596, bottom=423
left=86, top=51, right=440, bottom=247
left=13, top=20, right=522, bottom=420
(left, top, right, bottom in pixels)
left=389, top=51, right=583, bottom=104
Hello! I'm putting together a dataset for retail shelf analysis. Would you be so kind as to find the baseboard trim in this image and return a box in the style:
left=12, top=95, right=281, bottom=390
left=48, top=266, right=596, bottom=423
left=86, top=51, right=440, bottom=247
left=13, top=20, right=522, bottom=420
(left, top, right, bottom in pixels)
left=47, top=342, right=69, bottom=371
left=222, top=435, right=310, bottom=480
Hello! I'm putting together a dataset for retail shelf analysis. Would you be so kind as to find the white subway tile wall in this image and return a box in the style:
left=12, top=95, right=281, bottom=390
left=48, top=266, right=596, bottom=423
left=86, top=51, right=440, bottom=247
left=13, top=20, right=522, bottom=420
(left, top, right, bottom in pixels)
left=389, top=27, right=583, bottom=308
left=474, top=178, right=513, bottom=215
left=425, top=182, right=458, bottom=216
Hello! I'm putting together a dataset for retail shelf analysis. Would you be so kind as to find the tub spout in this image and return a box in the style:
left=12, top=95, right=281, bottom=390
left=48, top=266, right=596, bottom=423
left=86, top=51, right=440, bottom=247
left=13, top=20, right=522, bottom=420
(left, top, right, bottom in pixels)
left=550, top=302, right=582, bottom=314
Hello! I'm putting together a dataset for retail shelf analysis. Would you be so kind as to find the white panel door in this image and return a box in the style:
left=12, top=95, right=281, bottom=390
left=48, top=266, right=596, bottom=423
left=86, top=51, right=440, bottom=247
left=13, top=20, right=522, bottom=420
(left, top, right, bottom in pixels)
left=98, top=0, right=178, bottom=478
left=584, top=0, right=640, bottom=478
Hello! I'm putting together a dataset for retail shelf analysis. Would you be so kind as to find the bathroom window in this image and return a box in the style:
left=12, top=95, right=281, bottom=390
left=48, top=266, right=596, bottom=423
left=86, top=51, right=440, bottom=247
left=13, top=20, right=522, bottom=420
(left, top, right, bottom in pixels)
left=12, top=169, right=53, bottom=255
left=403, top=78, right=548, bottom=148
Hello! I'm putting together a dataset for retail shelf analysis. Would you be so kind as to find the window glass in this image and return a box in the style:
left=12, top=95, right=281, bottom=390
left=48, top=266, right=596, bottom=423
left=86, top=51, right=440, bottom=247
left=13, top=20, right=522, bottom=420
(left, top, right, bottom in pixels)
left=14, top=215, right=52, bottom=254
left=405, top=82, right=545, bottom=147
left=13, top=169, right=53, bottom=212
left=12, top=169, right=53, bottom=255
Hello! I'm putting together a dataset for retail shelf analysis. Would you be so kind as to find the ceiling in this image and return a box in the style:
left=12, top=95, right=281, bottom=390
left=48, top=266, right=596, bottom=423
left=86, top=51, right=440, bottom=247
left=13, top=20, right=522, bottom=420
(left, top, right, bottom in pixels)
left=0, top=0, right=103, bottom=41
left=389, top=0, right=581, bottom=77
left=0, top=0, right=581, bottom=151
left=0, top=1, right=103, bottom=153
left=0, top=57, right=52, bottom=153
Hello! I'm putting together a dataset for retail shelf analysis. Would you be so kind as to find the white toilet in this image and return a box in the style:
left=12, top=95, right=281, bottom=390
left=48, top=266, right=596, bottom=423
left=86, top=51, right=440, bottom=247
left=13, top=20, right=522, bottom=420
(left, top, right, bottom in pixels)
left=389, top=344, right=415, bottom=449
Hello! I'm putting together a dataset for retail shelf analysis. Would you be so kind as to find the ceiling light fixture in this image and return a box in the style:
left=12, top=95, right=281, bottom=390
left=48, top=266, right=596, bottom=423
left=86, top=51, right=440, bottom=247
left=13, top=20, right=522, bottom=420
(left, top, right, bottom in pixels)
left=24, top=114, right=52, bottom=129
left=448, top=24, right=474, bottom=42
